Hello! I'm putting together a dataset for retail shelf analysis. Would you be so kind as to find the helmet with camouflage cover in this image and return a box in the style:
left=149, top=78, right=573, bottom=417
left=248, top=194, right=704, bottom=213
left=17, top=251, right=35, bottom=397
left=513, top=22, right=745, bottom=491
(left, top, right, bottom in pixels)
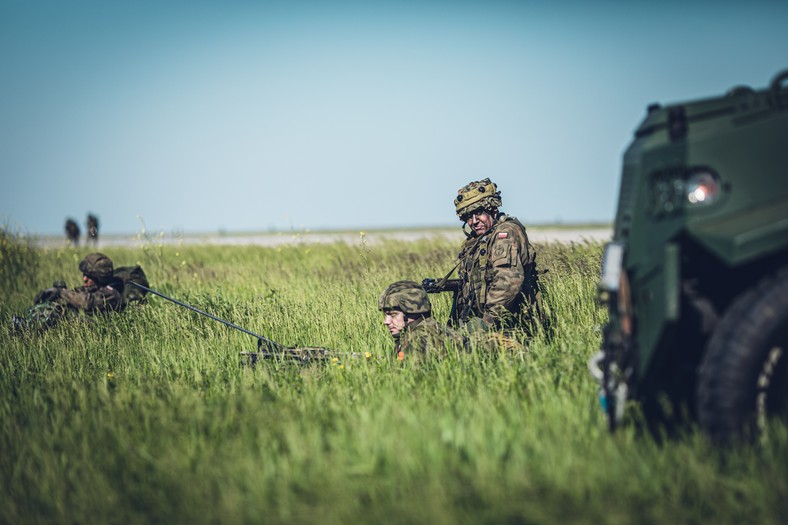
left=78, top=253, right=114, bottom=285
left=454, top=178, right=502, bottom=219
left=378, top=280, right=431, bottom=315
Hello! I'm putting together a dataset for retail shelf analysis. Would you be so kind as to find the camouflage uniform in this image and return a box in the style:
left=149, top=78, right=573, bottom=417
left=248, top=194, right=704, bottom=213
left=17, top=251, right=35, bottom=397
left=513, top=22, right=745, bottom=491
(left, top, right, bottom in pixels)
left=454, top=179, right=542, bottom=330
left=396, top=316, right=466, bottom=358
left=379, top=280, right=466, bottom=359
left=17, top=253, right=123, bottom=332
left=57, top=281, right=123, bottom=313
left=60, top=253, right=123, bottom=313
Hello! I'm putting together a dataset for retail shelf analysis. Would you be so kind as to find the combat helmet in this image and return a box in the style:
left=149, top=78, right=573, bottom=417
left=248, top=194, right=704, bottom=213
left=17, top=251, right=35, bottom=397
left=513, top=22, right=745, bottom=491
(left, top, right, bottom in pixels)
left=79, top=253, right=114, bottom=285
left=454, top=178, right=502, bottom=219
left=378, top=280, right=431, bottom=315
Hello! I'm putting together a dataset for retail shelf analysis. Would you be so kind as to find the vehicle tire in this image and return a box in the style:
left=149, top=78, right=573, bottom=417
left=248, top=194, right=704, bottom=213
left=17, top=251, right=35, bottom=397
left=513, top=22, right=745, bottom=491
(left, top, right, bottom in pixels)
left=697, top=265, right=788, bottom=443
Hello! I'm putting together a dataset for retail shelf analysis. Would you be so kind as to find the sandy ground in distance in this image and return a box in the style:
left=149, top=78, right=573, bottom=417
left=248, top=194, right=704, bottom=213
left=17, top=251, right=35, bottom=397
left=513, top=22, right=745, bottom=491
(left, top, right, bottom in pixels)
left=37, top=227, right=612, bottom=249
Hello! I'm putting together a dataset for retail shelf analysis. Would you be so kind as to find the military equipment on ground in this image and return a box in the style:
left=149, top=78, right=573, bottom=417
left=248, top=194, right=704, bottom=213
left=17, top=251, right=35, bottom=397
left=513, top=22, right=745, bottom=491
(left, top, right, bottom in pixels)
left=592, top=70, right=788, bottom=442
left=128, top=282, right=346, bottom=365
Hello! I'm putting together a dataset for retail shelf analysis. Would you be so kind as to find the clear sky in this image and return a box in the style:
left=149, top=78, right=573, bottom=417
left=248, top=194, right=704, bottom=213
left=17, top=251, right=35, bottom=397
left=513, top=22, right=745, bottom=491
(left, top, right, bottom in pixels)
left=2, top=0, right=786, bottom=236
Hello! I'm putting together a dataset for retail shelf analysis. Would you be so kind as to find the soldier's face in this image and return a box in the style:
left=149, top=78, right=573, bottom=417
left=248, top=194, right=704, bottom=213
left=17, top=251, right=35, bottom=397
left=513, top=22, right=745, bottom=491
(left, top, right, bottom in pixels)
left=82, top=275, right=96, bottom=287
left=383, top=309, right=407, bottom=337
left=466, top=209, right=495, bottom=236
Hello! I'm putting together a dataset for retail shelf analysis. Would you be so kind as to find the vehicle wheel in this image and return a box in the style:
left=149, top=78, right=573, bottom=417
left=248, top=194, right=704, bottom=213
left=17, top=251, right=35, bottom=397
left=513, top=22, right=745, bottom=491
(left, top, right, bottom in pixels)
left=697, top=265, right=788, bottom=443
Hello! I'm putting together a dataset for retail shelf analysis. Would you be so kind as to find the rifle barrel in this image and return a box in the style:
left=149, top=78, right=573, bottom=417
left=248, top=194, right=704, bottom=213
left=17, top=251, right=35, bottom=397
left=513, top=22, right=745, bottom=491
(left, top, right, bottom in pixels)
left=128, top=281, right=284, bottom=350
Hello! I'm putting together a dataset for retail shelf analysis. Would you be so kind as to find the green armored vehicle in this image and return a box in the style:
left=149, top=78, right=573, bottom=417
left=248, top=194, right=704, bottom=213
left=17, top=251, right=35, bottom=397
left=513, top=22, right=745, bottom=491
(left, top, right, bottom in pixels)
left=591, top=70, right=788, bottom=441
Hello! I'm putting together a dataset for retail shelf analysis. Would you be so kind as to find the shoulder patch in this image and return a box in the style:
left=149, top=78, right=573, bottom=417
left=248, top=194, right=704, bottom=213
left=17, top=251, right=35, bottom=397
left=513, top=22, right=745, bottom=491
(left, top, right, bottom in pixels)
left=498, top=232, right=508, bottom=239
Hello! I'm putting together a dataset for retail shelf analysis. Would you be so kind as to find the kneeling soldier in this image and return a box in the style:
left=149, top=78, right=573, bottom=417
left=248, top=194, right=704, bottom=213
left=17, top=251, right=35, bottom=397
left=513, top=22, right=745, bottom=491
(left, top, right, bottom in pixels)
left=453, top=178, right=542, bottom=332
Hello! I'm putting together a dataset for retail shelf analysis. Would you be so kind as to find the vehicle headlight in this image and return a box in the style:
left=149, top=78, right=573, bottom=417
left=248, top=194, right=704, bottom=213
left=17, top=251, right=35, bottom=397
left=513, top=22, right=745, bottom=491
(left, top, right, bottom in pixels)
left=685, top=171, right=720, bottom=205
left=649, top=167, right=721, bottom=216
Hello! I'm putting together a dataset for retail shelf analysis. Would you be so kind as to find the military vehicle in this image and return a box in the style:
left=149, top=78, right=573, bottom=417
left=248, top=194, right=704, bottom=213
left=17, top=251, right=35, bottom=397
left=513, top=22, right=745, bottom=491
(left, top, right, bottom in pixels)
left=591, top=70, right=788, bottom=442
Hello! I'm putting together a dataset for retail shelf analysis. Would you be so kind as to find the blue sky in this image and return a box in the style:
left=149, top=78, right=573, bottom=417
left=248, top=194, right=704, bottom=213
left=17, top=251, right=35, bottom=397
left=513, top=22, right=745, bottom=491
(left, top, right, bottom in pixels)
left=2, top=0, right=786, bottom=236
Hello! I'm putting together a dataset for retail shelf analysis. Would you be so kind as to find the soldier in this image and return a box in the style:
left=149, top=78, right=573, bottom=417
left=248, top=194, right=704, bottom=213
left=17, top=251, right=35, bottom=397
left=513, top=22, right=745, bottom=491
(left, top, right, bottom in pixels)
left=64, top=218, right=80, bottom=246
left=453, top=178, right=542, bottom=332
left=86, top=213, right=99, bottom=245
left=13, top=253, right=124, bottom=332
left=378, top=280, right=465, bottom=360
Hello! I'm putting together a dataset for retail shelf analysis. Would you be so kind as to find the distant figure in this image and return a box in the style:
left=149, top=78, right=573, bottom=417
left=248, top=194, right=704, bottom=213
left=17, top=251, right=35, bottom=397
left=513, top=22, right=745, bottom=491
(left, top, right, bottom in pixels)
left=64, top=218, right=80, bottom=246
left=87, top=213, right=99, bottom=245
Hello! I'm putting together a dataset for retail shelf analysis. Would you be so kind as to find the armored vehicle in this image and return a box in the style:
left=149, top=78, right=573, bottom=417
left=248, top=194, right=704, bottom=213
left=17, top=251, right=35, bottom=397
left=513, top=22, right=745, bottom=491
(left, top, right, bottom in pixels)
left=592, top=70, right=788, bottom=442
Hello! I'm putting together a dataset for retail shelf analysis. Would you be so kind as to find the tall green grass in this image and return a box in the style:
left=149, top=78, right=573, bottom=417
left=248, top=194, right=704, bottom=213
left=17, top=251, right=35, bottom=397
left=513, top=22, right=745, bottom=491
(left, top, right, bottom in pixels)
left=1, top=233, right=785, bottom=524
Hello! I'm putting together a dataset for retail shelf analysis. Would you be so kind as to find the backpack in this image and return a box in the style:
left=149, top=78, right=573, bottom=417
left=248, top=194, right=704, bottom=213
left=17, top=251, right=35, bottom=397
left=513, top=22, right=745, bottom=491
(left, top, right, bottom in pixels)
left=112, top=265, right=150, bottom=305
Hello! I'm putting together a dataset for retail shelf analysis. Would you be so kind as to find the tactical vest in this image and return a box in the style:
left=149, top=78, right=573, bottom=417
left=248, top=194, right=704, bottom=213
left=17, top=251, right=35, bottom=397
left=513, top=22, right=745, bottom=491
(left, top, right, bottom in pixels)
left=456, top=215, right=541, bottom=325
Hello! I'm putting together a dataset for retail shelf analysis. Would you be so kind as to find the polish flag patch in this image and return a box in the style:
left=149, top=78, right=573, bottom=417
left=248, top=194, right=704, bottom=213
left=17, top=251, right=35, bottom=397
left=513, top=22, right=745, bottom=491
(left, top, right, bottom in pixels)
left=498, top=232, right=508, bottom=239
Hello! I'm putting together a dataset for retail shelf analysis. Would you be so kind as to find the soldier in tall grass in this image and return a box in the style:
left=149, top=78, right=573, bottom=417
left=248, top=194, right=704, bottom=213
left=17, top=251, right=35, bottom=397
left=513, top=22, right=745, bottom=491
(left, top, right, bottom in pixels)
left=453, top=178, right=543, bottom=333
left=379, top=281, right=465, bottom=360
left=12, top=253, right=124, bottom=332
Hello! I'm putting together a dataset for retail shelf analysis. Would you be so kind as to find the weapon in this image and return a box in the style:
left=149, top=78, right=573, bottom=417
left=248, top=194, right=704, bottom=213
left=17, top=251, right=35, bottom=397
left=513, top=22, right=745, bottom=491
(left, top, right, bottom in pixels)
left=421, top=277, right=463, bottom=326
left=421, top=278, right=461, bottom=294
left=127, top=281, right=349, bottom=366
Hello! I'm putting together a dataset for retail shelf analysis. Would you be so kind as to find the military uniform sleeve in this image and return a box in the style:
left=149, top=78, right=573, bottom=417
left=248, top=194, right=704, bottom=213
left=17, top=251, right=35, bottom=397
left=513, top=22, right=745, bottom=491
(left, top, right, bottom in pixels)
left=60, top=286, right=122, bottom=313
left=483, top=222, right=528, bottom=322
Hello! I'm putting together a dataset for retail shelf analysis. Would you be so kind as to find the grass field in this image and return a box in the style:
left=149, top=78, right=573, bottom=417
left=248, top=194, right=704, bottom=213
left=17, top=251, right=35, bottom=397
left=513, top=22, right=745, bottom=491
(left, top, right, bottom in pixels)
left=1, top=230, right=786, bottom=524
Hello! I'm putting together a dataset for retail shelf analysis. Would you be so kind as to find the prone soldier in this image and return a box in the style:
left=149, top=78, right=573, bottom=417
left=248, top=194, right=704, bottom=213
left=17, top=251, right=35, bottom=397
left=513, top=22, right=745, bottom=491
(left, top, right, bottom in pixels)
left=12, top=253, right=125, bottom=332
